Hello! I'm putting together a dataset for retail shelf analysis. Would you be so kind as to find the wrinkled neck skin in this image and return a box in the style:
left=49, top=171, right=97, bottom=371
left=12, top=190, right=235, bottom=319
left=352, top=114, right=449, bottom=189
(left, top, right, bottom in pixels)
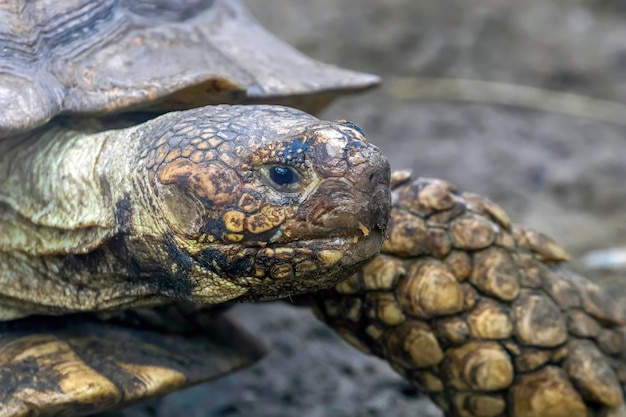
left=0, top=105, right=390, bottom=320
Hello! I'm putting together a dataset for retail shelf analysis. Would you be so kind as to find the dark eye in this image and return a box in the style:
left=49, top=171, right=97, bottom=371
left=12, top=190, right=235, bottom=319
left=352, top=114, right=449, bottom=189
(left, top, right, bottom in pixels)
left=269, top=165, right=298, bottom=187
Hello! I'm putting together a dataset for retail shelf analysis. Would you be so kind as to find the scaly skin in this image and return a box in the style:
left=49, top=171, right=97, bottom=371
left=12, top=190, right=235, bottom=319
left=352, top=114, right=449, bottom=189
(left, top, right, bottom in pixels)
left=315, top=171, right=626, bottom=417
left=0, top=105, right=390, bottom=320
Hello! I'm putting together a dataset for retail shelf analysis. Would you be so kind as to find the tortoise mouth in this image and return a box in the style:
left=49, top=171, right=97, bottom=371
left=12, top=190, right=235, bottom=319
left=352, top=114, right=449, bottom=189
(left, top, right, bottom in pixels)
left=192, top=225, right=385, bottom=253
left=265, top=226, right=385, bottom=261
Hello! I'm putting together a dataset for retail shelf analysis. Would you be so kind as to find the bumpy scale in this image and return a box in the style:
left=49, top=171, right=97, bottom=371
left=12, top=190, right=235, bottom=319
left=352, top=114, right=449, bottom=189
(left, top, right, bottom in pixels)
left=315, top=171, right=626, bottom=417
left=0, top=105, right=390, bottom=320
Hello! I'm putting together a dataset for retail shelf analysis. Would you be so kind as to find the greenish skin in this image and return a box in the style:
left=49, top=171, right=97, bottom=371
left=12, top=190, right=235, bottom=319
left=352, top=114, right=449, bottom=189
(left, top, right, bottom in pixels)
left=0, top=104, right=390, bottom=320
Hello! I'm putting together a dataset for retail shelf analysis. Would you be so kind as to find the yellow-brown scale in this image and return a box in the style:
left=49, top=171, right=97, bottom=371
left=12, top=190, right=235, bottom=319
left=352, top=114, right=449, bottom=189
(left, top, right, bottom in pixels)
left=314, top=171, right=626, bottom=417
left=0, top=105, right=390, bottom=319
left=131, top=106, right=390, bottom=304
left=132, top=108, right=388, bottom=299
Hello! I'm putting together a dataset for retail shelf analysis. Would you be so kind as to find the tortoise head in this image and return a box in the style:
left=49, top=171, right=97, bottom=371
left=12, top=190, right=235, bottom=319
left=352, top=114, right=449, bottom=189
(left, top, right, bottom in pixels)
left=135, top=105, right=390, bottom=303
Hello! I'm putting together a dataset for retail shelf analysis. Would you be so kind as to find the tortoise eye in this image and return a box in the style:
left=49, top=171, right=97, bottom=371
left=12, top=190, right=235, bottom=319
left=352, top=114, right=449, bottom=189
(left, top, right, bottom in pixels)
left=261, top=164, right=301, bottom=193
left=269, top=165, right=298, bottom=187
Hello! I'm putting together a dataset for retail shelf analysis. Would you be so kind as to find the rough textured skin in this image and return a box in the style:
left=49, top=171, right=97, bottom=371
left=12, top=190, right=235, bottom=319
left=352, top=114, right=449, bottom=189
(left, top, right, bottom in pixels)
left=0, top=306, right=265, bottom=417
left=315, top=171, right=626, bottom=417
left=0, top=104, right=390, bottom=320
left=0, top=0, right=378, bottom=138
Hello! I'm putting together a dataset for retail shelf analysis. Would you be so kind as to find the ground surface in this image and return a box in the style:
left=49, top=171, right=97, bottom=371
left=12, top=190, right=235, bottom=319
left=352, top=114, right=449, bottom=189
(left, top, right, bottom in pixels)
left=118, top=1, right=626, bottom=416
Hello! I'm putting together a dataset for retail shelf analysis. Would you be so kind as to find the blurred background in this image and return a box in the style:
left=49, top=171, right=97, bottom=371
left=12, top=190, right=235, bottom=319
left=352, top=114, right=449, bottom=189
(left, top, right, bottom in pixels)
left=123, top=1, right=626, bottom=416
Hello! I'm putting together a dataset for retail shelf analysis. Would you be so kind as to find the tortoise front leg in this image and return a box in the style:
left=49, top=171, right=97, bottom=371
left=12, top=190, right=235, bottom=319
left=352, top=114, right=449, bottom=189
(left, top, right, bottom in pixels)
left=311, top=172, right=626, bottom=417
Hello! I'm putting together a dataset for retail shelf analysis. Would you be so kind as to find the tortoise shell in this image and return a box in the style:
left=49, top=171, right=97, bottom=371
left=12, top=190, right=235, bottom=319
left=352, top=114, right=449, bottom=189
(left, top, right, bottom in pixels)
left=0, top=0, right=378, bottom=138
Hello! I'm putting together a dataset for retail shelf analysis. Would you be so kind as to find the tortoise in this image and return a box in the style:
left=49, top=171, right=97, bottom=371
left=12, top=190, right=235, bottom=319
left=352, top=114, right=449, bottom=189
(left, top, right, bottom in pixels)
left=1, top=1, right=625, bottom=417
